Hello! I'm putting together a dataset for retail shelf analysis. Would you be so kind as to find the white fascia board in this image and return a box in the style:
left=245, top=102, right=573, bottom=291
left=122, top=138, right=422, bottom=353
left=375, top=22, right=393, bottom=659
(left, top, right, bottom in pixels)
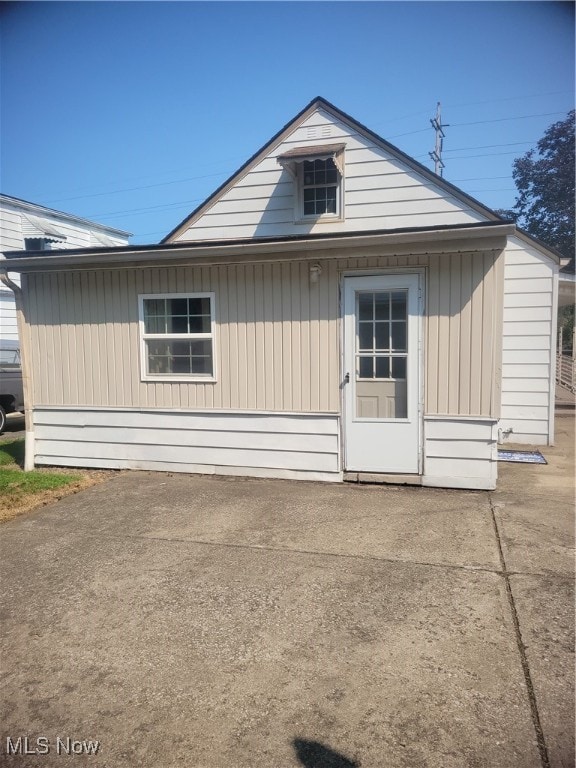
left=3, top=223, right=515, bottom=273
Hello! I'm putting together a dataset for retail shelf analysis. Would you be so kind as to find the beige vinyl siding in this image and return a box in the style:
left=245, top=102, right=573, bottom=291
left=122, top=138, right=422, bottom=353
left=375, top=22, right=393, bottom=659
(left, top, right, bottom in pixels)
left=173, top=108, right=486, bottom=242
left=500, top=236, right=555, bottom=443
left=25, top=248, right=502, bottom=419
left=425, top=250, right=503, bottom=416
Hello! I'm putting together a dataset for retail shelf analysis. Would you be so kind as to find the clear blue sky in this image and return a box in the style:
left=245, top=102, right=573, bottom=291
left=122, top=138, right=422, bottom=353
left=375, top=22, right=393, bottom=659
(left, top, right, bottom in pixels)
left=1, top=1, right=574, bottom=244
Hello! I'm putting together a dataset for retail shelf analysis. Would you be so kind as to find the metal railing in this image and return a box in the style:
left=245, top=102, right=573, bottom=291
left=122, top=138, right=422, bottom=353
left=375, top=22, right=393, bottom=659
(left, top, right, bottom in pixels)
left=557, top=352, right=576, bottom=392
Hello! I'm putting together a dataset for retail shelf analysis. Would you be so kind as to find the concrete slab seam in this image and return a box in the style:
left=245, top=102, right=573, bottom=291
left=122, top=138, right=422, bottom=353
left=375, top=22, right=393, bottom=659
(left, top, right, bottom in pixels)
left=488, top=492, right=551, bottom=768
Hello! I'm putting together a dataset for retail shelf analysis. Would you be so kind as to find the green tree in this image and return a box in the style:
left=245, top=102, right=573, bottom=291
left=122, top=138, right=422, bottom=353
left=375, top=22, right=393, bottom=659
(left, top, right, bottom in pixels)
left=512, top=110, right=575, bottom=260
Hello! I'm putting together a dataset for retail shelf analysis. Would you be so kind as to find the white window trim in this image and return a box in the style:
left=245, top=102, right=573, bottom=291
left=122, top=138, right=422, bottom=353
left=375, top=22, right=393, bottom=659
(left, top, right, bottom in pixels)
left=138, top=292, right=217, bottom=383
left=295, top=156, right=345, bottom=224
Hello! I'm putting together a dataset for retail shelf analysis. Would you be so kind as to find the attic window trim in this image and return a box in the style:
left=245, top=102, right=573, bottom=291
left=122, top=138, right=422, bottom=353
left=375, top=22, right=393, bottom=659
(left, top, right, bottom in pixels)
left=277, top=143, right=346, bottom=178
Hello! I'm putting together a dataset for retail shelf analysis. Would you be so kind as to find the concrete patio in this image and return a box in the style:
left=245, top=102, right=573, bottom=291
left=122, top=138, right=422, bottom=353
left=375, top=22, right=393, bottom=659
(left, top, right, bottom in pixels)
left=0, top=406, right=573, bottom=767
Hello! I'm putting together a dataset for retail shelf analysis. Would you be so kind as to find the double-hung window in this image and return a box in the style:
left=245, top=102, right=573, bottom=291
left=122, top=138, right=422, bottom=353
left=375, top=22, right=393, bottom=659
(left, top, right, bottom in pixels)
left=302, top=158, right=339, bottom=216
left=139, top=293, right=216, bottom=381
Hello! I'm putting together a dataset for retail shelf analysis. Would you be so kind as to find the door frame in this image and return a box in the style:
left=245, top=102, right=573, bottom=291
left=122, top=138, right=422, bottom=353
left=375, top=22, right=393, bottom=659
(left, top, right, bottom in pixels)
left=339, top=268, right=425, bottom=474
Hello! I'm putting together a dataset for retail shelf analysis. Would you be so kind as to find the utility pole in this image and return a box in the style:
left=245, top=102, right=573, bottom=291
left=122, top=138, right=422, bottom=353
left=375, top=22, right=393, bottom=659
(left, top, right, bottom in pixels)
left=429, top=102, right=449, bottom=177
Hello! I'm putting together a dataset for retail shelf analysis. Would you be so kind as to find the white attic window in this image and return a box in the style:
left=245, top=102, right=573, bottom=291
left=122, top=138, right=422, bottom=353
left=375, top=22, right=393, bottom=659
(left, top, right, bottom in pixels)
left=277, top=143, right=345, bottom=222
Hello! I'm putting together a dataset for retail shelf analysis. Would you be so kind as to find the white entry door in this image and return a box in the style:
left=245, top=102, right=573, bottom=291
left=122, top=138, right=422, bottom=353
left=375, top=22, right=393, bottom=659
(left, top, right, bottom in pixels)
left=343, top=274, right=422, bottom=473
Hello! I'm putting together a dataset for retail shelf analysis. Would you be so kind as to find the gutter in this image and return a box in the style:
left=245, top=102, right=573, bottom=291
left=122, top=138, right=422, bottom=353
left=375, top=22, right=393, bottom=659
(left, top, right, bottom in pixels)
left=0, top=265, right=35, bottom=471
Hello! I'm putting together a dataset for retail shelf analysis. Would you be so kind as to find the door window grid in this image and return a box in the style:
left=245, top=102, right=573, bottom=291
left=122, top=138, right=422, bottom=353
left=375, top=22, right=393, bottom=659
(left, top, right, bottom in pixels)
left=356, top=291, right=408, bottom=380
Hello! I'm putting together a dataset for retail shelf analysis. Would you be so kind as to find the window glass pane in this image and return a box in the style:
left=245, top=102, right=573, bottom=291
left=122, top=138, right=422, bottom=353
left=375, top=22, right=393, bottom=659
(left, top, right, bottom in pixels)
left=189, top=297, right=211, bottom=316
left=325, top=187, right=337, bottom=213
left=374, top=293, right=390, bottom=320
left=391, top=322, right=406, bottom=351
left=144, top=315, right=165, bottom=334
left=144, top=298, right=165, bottom=316
left=172, top=356, right=192, bottom=374
left=169, top=298, right=188, bottom=316
left=303, top=188, right=314, bottom=202
left=392, top=357, right=407, bottom=379
left=391, top=291, right=407, bottom=320
left=190, top=340, right=212, bottom=356
left=147, top=339, right=169, bottom=356
left=304, top=200, right=315, bottom=216
left=375, top=356, right=390, bottom=379
left=169, top=315, right=188, bottom=334
left=358, top=322, right=373, bottom=351
left=192, top=356, right=213, bottom=375
left=358, top=356, right=373, bottom=378
left=375, top=322, right=390, bottom=351
left=358, top=293, right=373, bottom=321
left=189, top=315, right=211, bottom=333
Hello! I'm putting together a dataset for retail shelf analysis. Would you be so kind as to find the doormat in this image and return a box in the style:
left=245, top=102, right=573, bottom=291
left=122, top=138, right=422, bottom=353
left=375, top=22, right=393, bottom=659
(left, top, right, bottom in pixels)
left=497, top=450, right=547, bottom=464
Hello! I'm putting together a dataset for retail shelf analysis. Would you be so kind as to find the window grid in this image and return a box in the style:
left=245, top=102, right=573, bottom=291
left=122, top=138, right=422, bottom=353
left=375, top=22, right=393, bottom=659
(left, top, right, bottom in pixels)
left=140, top=294, right=215, bottom=379
left=302, top=158, right=339, bottom=217
left=356, top=291, right=408, bottom=381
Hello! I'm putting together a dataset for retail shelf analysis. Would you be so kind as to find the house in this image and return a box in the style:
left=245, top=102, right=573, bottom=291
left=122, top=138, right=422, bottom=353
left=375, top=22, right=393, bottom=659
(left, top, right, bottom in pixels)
left=0, top=194, right=131, bottom=341
left=0, top=98, right=561, bottom=490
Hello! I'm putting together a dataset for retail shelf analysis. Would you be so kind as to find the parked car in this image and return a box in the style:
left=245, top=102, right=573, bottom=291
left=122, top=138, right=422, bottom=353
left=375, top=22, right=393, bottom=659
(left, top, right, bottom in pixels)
left=0, top=340, right=24, bottom=434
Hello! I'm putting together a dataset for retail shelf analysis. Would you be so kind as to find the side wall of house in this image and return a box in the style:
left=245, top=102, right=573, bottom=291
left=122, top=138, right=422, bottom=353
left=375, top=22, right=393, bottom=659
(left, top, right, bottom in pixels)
left=24, top=248, right=503, bottom=486
left=500, top=235, right=556, bottom=444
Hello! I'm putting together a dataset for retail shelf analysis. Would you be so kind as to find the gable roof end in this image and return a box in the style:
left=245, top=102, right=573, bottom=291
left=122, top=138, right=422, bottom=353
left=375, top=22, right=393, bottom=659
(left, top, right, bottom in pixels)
left=161, top=96, right=506, bottom=244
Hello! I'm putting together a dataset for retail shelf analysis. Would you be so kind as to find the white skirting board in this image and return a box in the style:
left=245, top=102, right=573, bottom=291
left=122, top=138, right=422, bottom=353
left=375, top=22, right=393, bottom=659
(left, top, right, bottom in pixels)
left=32, top=407, right=499, bottom=489
left=32, top=407, right=341, bottom=483
left=422, top=416, right=499, bottom=491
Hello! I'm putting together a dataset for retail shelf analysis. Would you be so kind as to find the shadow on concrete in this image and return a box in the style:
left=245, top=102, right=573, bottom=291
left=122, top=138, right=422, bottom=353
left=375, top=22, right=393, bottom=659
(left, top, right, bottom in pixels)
left=293, top=738, right=359, bottom=767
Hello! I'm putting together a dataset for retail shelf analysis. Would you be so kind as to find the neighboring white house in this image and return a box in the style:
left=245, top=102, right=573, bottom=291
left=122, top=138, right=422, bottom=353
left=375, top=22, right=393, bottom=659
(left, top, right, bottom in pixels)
left=1, top=98, right=561, bottom=489
left=0, top=194, right=130, bottom=340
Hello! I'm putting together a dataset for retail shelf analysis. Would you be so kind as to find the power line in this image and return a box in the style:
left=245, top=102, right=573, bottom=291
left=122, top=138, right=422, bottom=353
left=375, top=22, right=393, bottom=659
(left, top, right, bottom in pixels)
left=450, top=111, right=566, bottom=127
left=443, top=140, right=537, bottom=152
left=44, top=170, right=231, bottom=205
left=444, top=89, right=572, bottom=110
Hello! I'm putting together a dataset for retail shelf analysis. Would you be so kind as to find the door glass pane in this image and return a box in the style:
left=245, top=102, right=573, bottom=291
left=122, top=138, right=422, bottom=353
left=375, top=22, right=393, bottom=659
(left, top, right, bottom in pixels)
left=374, top=293, right=390, bottom=320
left=391, top=291, right=407, bottom=320
left=391, top=322, right=406, bottom=351
left=375, top=356, right=390, bottom=378
left=358, top=323, right=373, bottom=351
left=392, top=357, right=407, bottom=379
left=375, top=322, right=390, bottom=351
left=358, top=356, right=373, bottom=378
left=358, top=293, right=373, bottom=321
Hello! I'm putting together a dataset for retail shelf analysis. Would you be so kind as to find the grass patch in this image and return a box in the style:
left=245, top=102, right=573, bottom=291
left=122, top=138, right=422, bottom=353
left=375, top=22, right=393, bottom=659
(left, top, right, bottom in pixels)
left=0, top=439, right=25, bottom=467
left=0, top=437, right=109, bottom=523
left=0, top=468, right=81, bottom=494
